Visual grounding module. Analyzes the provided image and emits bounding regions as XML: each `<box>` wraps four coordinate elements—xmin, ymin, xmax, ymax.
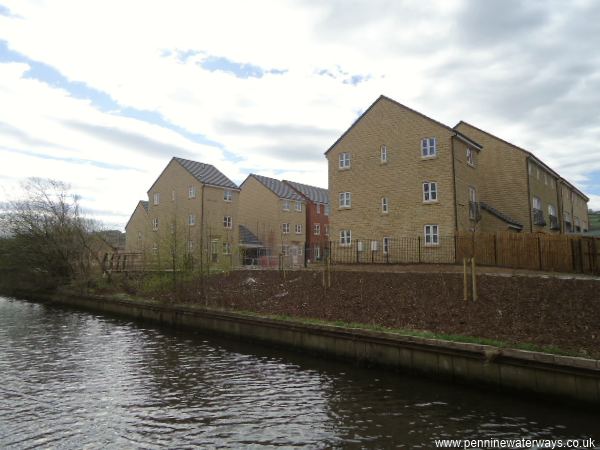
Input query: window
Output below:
<box><xmin>188</xmin><ymin>186</ymin><xmax>196</xmax><ymax>199</ymax></box>
<box><xmin>324</xmin><ymin>224</ymin><xmax>329</xmax><ymax>236</ymax></box>
<box><xmin>421</xmin><ymin>137</ymin><xmax>437</xmax><ymax>158</ymax></box>
<box><xmin>340</xmin><ymin>229</ymin><xmax>351</xmax><ymax>246</ymax></box>
<box><xmin>223</xmin><ymin>216</ymin><xmax>232</xmax><ymax>229</ymax></box>
<box><xmin>339</xmin><ymin>192</ymin><xmax>351</xmax><ymax>208</ymax></box>
<box><xmin>532</xmin><ymin>196</ymin><xmax>542</xmax><ymax>210</ymax></box>
<box><xmin>424</xmin><ymin>225</ymin><xmax>439</xmax><ymax>245</ymax></box>
<box><xmin>314</xmin><ymin>246</ymin><xmax>320</xmax><ymax>259</ymax></box>
<box><xmin>297</xmin><ymin>247</ymin><xmax>303</xmax><ymax>256</ymax></box>
<box><xmin>153</xmin><ymin>192</ymin><xmax>160</xmax><ymax>205</ymax></box>
<box><xmin>224</xmin><ymin>190</ymin><xmax>232</xmax><ymax>202</ymax></box>
<box><xmin>296</xmin><ymin>201</ymin><xmax>302</xmax><ymax>212</ymax></box>
<box><xmin>468</xmin><ymin>186</ymin><xmax>477</xmax><ymax>219</ymax></box>
<box><xmin>548</xmin><ymin>204</ymin><xmax>556</xmax><ymax>217</ymax></box>
<box><xmin>381</xmin><ymin>197</ymin><xmax>389</xmax><ymax>213</ymax></box>
<box><xmin>564</xmin><ymin>212</ymin><xmax>572</xmax><ymax>232</ymax></box>
<box><xmin>313</xmin><ymin>224</ymin><xmax>321</xmax><ymax>235</ymax></box>
<box><xmin>371</xmin><ymin>240</ymin><xmax>378</xmax><ymax>251</ymax></box>
<box><xmin>170</xmin><ymin>222</ymin><xmax>175</xmax><ymax>234</ymax></box>
<box><xmin>380</xmin><ymin>145</ymin><xmax>387</xmax><ymax>163</ymax></box>
<box><xmin>281</xmin><ymin>245</ymin><xmax>289</xmax><ymax>256</ymax></box>
<box><xmin>171</xmin><ymin>190</ymin><xmax>175</xmax><ymax>201</ymax></box>
<box><xmin>282</xmin><ymin>223</ymin><xmax>290</xmax><ymax>234</ymax></box>
<box><xmin>188</xmin><ymin>214</ymin><xmax>196</xmax><ymax>226</ymax></box>
<box><xmin>137</xmin><ymin>231</ymin><xmax>142</xmax><ymax>240</ymax></box>
<box><xmin>339</xmin><ymin>152</ymin><xmax>351</xmax><ymax>169</ymax></box>
<box><xmin>575</xmin><ymin>217</ymin><xmax>581</xmax><ymax>232</ymax></box>
<box><xmin>295</xmin><ymin>224</ymin><xmax>302</xmax><ymax>234</ymax></box>
<box><xmin>152</xmin><ymin>218</ymin><xmax>159</xmax><ymax>231</ymax></box>
<box><xmin>222</xmin><ymin>242</ymin><xmax>232</xmax><ymax>255</ymax></box>
<box><xmin>466</xmin><ymin>148</ymin><xmax>474</xmax><ymax>166</ymax></box>
<box><xmin>187</xmin><ymin>240</ymin><xmax>194</xmax><ymax>252</ymax></box>
<box><xmin>283</xmin><ymin>199</ymin><xmax>290</xmax><ymax>211</ymax></box>
<box><xmin>152</xmin><ymin>243</ymin><xmax>158</xmax><ymax>255</ymax></box>
<box><xmin>324</xmin><ymin>205</ymin><xmax>330</xmax><ymax>216</ymax></box>
<box><xmin>423</xmin><ymin>182</ymin><xmax>438</xmax><ymax>202</ymax></box>
<box><xmin>383</xmin><ymin>237</ymin><xmax>390</xmax><ymax>254</ymax></box>
<box><xmin>316</xmin><ymin>203</ymin><xmax>321</xmax><ymax>214</ymax></box>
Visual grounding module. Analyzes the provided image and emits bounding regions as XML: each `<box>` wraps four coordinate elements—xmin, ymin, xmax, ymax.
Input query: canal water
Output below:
<box><xmin>0</xmin><ymin>297</ymin><xmax>598</xmax><ymax>449</ymax></box>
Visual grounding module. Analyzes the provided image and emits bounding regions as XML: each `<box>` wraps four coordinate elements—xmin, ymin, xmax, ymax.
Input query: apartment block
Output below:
<box><xmin>455</xmin><ymin>122</ymin><xmax>590</xmax><ymax>233</ymax></box>
<box><xmin>326</xmin><ymin>95</ymin><xmax>483</xmax><ymax>249</ymax></box>
<box><xmin>125</xmin><ymin>157</ymin><xmax>240</xmax><ymax>269</ymax></box>
<box><xmin>283</xmin><ymin>180</ymin><xmax>330</xmax><ymax>261</ymax></box>
<box><xmin>238</xmin><ymin>174</ymin><xmax>306</xmax><ymax>264</ymax></box>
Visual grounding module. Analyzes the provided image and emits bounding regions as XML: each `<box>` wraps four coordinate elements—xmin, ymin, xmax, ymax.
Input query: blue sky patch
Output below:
<box><xmin>0</xmin><ymin>40</ymin><xmax>242</xmax><ymax>162</ymax></box>
<box><xmin>200</xmin><ymin>55</ymin><xmax>286</xmax><ymax>78</ymax></box>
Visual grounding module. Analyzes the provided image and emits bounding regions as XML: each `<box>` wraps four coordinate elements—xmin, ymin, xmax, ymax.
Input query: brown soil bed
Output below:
<box><xmin>145</xmin><ymin>269</ymin><xmax>600</xmax><ymax>359</ymax></box>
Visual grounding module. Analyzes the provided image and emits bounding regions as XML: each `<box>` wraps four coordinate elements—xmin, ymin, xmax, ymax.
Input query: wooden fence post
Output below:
<box><xmin>418</xmin><ymin>236</ymin><xmax>421</xmax><ymax>263</ymax></box>
<box><xmin>538</xmin><ymin>235</ymin><xmax>543</xmax><ymax>271</ymax></box>
<box><xmin>471</xmin><ymin>257</ymin><xmax>477</xmax><ymax>301</ymax></box>
<box><xmin>463</xmin><ymin>258</ymin><xmax>468</xmax><ymax>301</ymax></box>
<box><xmin>493</xmin><ymin>233</ymin><xmax>498</xmax><ymax>266</ymax></box>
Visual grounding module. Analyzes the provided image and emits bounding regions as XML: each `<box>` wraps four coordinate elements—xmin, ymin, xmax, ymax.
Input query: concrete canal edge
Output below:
<box><xmin>44</xmin><ymin>293</ymin><xmax>600</xmax><ymax>407</ymax></box>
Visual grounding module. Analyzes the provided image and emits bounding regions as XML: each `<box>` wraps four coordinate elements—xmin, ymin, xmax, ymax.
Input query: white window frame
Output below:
<box><xmin>282</xmin><ymin>199</ymin><xmax>290</xmax><ymax>211</ymax></box>
<box><xmin>223</xmin><ymin>216</ymin><xmax>232</xmax><ymax>229</ymax></box>
<box><xmin>295</xmin><ymin>201</ymin><xmax>302</xmax><ymax>212</ymax></box>
<box><xmin>339</xmin><ymin>192</ymin><xmax>351</xmax><ymax>208</ymax></box>
<box><xmin>383</xmin><ymin>237</ymin><xmax>390</xmax><ymax>254</ymax></box>
<box><xmin>466</xmin><ymin>147</ymin><xmax>475</xmax><ymax>166</ymax></box>
<box><xmin>152</xmin><ymin>217</ymin><xmax>159</xmax><ymax>231</ymax></box>
<box><xmin>548</xmin><ymin>204</ymin><xmax>556</xmax><ymax>217</ymax></box>
<box><xmin>224</xmin><ymin>190</ymin><xmax>232</xmax><ymax>202</ymax></box>
<box><xmin>424</xmin><ymin>224</ymin><xmax>439</xmax><ymax>246</ymax></box>
<box><xmin>188</xmin><ymin>186</ymin><xmax>196</xmax><ymax>199</ymax></box>
<box><xmin>340</xmin><ymin>229</ymin><xmax>352</xmax><ymax>246</ymax></box>
<box><xmin>153</xmin><ymin>192</ymin><xmax>160</xmax><ymax>205</ymax></box>
<box><xmin>324</xmin><ymin>205</ymin><xmax>330</xmax><ymax>216</ymax></box>
<box><xmin>423</xmin><ymin>182</ymin><xmax>438</xmax><ymax>203</ymax></box>
<box><xmin>381</xmin><ymin>197</ymin><xmax>389</xmax><ymax>213</ymax></box>
<box><xmin>188</xmin><ymin>214</ymin><xmax>196</xmax><ymax>226</ymax></box>
<box><xmin>371</xmin><ymin>240</ymin><xmax>378</xmax><ymax>251</ymax></box>
<box><xmin>295</xmin><ymin>223</ymin><xmax>302</xmax><ymax>234</ymax></box>
<box><xmin>282</xmin><ymin>223</ymin><xmax>290</xmax><ymax>234</ymax></box>
<box><xmin>222</xmin><ymin>242</ymin><xmax>232</xmax><ymax>255</ymax></box>
<box><xmin>152</xmin><ymin>243</ymin><xmax>158</xmax><ymax>255</ymax></box>
<box><xmin>314</xmin><ymin>246</ymin><xmax>320</xmax><ymax>259</ymax></box>
<box><xmin>532</xmin><ymin>196</ymin><xmax>542</xmax><ymax>210</ymax></box>
<box><xmin>380</xmin><ymin>145</ymin><xmax>387</xmax><ymax>163</ymax></box>
<box><xmin>421</xmin><ymin>137</ymin><xmax>437</xmax><ymax>158</ymax></box>
<box><xmin>339</xmin><ymin>152</ymin><xmax>351</xmax><ymax>169</ymax></box>
<box><xmin>313</xmin><ymin>223</ymin><xmax>321</xmax><ymax>235</ymax></box>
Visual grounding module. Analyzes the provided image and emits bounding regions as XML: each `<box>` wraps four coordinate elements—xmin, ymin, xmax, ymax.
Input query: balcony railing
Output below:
<box><xmin>533</xmin><ymin>208</ymin><xmax>546</xmax><ymax>226</ymax></box>
<box><xmin>549</xmin><ymin>215</ymin><xmax>560</xmax><ymax>230</ymax></box>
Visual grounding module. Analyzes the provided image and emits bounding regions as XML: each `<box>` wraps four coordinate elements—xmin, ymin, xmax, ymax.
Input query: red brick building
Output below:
<box><xmin>283</xmin><ymin>180</ymin><xmax>329</xmax><ymax>262</ymax></box>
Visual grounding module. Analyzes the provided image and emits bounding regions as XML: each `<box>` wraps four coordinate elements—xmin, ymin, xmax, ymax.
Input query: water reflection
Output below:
<box><xmin>0</xmin><ymin>297</ymin><xmax>598</xmax><ymax>449</ymax></box>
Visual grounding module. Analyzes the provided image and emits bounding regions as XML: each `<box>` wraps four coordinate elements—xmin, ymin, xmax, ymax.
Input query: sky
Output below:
<box><xmin>1</xmin><ymin>0</ymin><xmax>599</xmax><ymax>229</ymax></box>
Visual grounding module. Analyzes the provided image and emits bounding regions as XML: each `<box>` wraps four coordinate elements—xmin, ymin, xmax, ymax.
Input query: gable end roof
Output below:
<box><xmin>283</xmin><ymin>180</ymin><xmax>329</xmax><ymax>204</ymax></box>
<box><xmin>244</xmin><ymin>174</ymin><xmax>304</xmax><ymax>201</ymax></box>
<box><xmin>324</xmin><ymin>95</ymin><xmax>482</xmax><ymax>155</ymax></box>
<box><xmin>174</xmin><ymin>157</ymin><xmax>238</xmax><ymax>190</ymax></box>
<box><xmin>124</xmin><ymin>200</ymin><xmax>149</xmax><ymax>230</ymax></box>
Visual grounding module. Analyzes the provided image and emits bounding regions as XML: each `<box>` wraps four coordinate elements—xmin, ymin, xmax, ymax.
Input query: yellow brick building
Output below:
<box><xmin>326</xmin><ymin>95</ymin><xmax>484</xmax><ymax>253</ymax></box>
<box><xmin>238</xmin><ymin>174</ymin><xmax>306</xmax><ymax>264</ymax></box>
<box><xmin>125</xmin><ymin>157</ymin><xmax>240</xmax><ymax>270</ymax></box>
<box><xmin>455</xmin><ymin>122</ymin><xmax>590</xmax><ymax>233</ymax></box>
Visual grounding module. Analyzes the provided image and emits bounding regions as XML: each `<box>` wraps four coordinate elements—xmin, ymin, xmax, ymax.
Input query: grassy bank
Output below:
<box><xmin>76</xmin><ymin>269</ymin><xmax>600</xmax><ymax>360</ymax></box>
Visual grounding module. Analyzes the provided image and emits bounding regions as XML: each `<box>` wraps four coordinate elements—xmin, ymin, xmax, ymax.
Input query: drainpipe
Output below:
<box><xmin>450</xmin><ymin>136</ymin><xmax>459</xmax><ymax>232</ymax></box>
<box><xmin>525</xmin><ymin>157</ymin><xmax>533</xmax><ymax>232</ymax></box>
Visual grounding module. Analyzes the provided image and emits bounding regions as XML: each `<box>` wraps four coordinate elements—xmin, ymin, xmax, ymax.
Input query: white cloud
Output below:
<box><xmin>0</xmin><ymin>0</ymin><xmax>599</xmax><ymax>227</ymax></box>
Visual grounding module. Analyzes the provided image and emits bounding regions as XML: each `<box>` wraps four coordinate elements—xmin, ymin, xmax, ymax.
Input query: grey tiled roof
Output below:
<box><xmin>140</xmin><ymin>200</ymin><xmax>148</xmax><ymax>212</ymax></box>
<box><xmin>239</xmin><ymin>225</ymin><xmax>263</xmax><ymax>247</ymax></box>
<box><xmin>250</xmin><ymin>174</ymin><xmax>304</xmax><ymax>201</ymax></box>
<box><xmin>480</xmin><ymin>202</ymin><xmax>523</xmax><ymax>230</ymax></box>
<box><xmin>284</xmin><ymin>180</ymin><xmax>329</xmax><ymax>204</ymax></box>
<box><xmin>174</xmin><ymin>157</ymin><xmax>238</xmax><ymax>189</ymax></box>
